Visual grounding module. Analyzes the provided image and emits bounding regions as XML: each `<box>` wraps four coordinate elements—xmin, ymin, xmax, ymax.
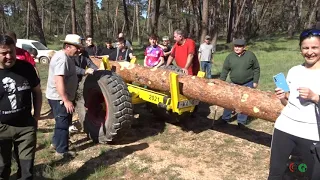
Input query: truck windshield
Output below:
<box><xmin>32</xmin><ymin>42</ymin><xmax>49</xmax><ymax>50</ymax></box>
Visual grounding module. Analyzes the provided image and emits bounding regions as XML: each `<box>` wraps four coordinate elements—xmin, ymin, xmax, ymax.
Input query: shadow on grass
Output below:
<box><xmin>211</xmin><ymin>73</ymin><xmax>221</xmax><ymax>79</ymax></box>
<box><xmin>177</xmin><ymin>102</ymin><xmax>272</xmax><ymax>147</ymax></box>
<box><xmin>37</xmin><ymin>128</ymin><xmax>53</xmax><ymax>133</ymax></box>
<box><xmin>10</xmin><ymin>154</ymin><xmax>76</xmax><ymax>180</ymax></box>
<box><xmin>210</xmin><ymin>123</ymin><xmax>272</xmax><ymax>147</ymax></box>
<box><xmin>111</xmin><ymin>104</ymin><xmax>166</xmax><ymax>145</ymax></box>
<box><xmin>62</xmin><ymin>143</ymin><xmax>149</xmax><ymax>180</ymax></box>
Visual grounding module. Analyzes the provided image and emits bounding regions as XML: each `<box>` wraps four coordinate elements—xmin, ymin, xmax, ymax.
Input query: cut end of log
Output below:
<box><xmin>118</xmin><ymin>61</ymin><xmax>135</xmax><ymax>70</ymax></box>
<box><xmin>253</xmin><ymin>107</ymin><xmax>260</xmax><ymax>113</ymax></box>
<box><xmin>208</xmin><ymin>82</ymin><xmax>215</xmax><ymax>86</ymax></box>
<box><xmin>241</xmin><ymin>94</ymin><xmax>249</xmax><ymax>102</ymax></box>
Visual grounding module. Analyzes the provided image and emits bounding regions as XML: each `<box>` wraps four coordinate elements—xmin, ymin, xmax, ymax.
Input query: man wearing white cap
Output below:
<box><xmin>46</xmin><ymin>34</ymin><xmax>82</xmax><ymax>158</ymax></box>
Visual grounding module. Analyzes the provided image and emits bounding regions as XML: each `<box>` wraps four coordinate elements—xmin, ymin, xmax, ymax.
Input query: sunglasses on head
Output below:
<box><xmin>300</xmin><ymin>29</ymin><xmax>320</xmax><ymax>38</ymax></box>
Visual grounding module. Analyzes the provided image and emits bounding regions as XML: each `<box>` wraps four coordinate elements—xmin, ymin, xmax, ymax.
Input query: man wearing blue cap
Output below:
<box><xmin>215</xmin><ymin>39</ymin><xmax>260</xmax><ymax>129</ymax></box>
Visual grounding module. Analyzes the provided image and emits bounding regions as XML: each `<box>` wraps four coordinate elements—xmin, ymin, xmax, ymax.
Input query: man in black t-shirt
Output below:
<box><xmin>0</xmin><ymin>35</ymin><xmax>42</xmax><ymax>179</ymax></box>
<box><xmin>108</xmin><ymin>37</ymin><xmax>134</xmax><ymax>62</ymax></box>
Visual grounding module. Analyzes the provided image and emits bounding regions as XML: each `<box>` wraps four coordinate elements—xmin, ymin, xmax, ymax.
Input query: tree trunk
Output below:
<box><xmin>135</xmin><ymin>3</ymin><xmax>141</xmax><ymax>45</ymax></box>
<box><xmin>113</xmin><ymin>2</ymin><xmax>119</xmax><ymax>38</ymax></box>
<box><xmin>306</xmin><ymin>0</ymin><xmax>319</xmax><ymax>28</ymax></box>
<box><xmin>131</xmin><ymin>4</ymin><xmax>136</xmax><ymax>42</ymax></box>
<box><xmin>63</xmin><ymin>13</ymin><xmax>70</xmax><ymax>35</ymax></box>
<box><xmin>200</xmin><ymin>0</ymin><xmax>209</xmax><ymax>42</ymax></box>
<box><xmin>95</xmin><ymin>6</ymin><xmax>101</xmax><ymax>37</ymax></box>
<box><xmin>0</xmin><ymin>5</ymin><xmax>9</xmax><ymax>33</ymax></box>
<box><xmin>146</xmin><ymin>0</ymin><xmax>152</xmax><ymax>34</ymax></box>
<box><xmin>233</xmin><ymin>0</ymin><xmax>246</xmax><ymax>37</ymax></box>
<box><xmin>151</xmin><ymin>0</ymin><xmax>160</xmax><ymax>34</ymax></box>
<box><xmin>71</xmin><ymin>0</ymin><xmax>77</xmax><ymax>34</ymax></box>
<box><xmin>210</xmin><ymin>0</ymin><xmax>220</xmax><ymax>47</ymax></box>
<box><xmin>26</xmin><ymin>1</ymin><xmax>30</xmax><ymax>39</ymax></box>
<box><xmin>49</xmin><ymin>4</ymin><xmax>52</xmax><ymax>35</ymax></box>
<box><xmin>227</xmin><ymin>0</ymin><xmax>235</xmax><ymax>43</ymax></box>
<box><xmin>85</xmin><ymin>0</ymin><xmax>93</xmax><ymax>37</ymax></box>
<box><xmin>41</xmin><ymin>0</ymin><xmax>44</xmax><ymax>30</ymax></box>
<box><xmin>167</xmin><ymin>1</ymin><xmax>173</xmax><ymax>35</ymax></box>
<box><xmin>102</xmin><ymin>61</ymin><xmax>283</xmax><ymax>122</ymax></box>
<box><xmin>122</xmin><ymin>0</ymin><xmax>130</xmax><ymax>36</ymax></box>
<box><xmin>28</xmin><ymin>0</ymin><xmax>47</xmax><ymax>46</ymax></box>
<box><xmin>287</xmin><ymin>0</ymin><xmax>297</xmax><ymax>38</ymax></box>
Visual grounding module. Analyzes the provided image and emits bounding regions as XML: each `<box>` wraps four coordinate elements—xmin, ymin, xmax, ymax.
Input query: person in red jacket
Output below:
<box><xmin>5</xmin><ymin>31</ymin><xmax>36</xmax><ymax>67</ymax></box>
<box><xmin>166</xmin><ymin>29</ymin><xmax>200</xmax><ymax>75</ymax></box>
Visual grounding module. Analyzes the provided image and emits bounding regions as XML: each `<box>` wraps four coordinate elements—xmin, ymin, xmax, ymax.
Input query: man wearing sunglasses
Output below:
<box><xmin>214</xmin><ymin>39</ymin><xmax>260</xmax><ymax>129</ymax></box>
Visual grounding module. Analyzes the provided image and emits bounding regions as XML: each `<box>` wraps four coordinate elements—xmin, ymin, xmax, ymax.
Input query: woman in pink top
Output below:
<box><xmin>144</xmin><ymin>34</ymin><xmax>164</xmax><ymax>68</ymax></box>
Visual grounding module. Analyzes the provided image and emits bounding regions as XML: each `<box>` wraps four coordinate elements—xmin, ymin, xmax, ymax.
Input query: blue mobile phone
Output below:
<box><xmin>273</xmin><ymin>73</ymin><xmax>289</xmax><ymax>92</ymax></box>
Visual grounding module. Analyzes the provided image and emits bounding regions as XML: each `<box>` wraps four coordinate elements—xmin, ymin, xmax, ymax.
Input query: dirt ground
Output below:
<box><xmin>31</xmin><ymin>101</ymin><xmax>283</xmax><ymax>180</ymax></box>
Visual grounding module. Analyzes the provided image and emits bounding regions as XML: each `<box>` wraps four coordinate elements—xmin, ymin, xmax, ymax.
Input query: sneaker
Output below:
<box><xmin>69</xmin><ymin>125</ymin><xmax>79</xmax><ymax>133</ymax></box>
<box><xmin>55</xmin><ymin>151</ymin><xmax>76</xmax><ymax>159</ymax></box>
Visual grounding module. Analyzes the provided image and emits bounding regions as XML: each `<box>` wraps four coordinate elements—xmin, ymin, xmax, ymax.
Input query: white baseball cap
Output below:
<box><xmin>60</xmin><ymin>34</ymin><xmax>83</xmax><ymax>47</ymax></box>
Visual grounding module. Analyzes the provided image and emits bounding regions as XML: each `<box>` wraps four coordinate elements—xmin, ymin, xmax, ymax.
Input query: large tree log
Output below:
<box><xmin>92</xmin><ymin>59</ymin><xmax>283</xmax><ymax>122</ymax></box>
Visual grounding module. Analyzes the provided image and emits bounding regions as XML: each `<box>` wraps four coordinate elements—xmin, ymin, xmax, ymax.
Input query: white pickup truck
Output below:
<box><xmin>16</xmin><ymin>39</ymin><xmax>55</xmax><ymax>64</ymax></box>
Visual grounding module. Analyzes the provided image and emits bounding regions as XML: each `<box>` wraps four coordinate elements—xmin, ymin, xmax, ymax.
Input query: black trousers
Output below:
<box><xmin>0</xmin><ymin>124</ymin><xmax>36</xmax><ymax>180</ymax></box>
<box><xmin>268</xmin><ymin>128</ymin><xmax>320</xmax><ymax>180</ymax></box>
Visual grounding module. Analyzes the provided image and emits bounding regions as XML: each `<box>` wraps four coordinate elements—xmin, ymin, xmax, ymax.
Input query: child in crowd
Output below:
<box><xmin>143</xmin><ymin>34</ymin><xmax>164</xmax><ymax>68</ymax></box>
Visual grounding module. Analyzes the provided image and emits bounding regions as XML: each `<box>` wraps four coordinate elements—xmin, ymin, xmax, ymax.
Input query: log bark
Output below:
<box><xmin>92</xmin><ymin>60</ymin><xmax>283</xmax><ymax>122</ymax></box>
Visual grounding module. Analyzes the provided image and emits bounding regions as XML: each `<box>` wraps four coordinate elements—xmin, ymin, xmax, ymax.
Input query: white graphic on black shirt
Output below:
<box><xmin>2</xmin><ymin>77</ymin><xmax>17</xmax><ymax>109</ymax></box>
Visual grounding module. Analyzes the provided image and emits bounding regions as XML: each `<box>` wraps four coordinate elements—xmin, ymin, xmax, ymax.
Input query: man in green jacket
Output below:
<box><xmin>215</xmin><ymin>39</ymin><xmax>260</xmax><ymax>128</ymax></box>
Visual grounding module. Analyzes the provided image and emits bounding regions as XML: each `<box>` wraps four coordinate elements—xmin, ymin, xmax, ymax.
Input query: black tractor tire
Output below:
<box><xmin>75</xmin><ymin>76</ymin><xmax>87</xmax><ymax>130</ymax></box>
<box><xmin>79</xmin><ymin>70</ymin><xmax>133</xmax><ymax>143</ymax></box>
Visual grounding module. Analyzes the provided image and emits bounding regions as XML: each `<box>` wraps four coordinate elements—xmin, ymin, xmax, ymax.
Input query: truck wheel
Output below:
<box><xmin>40</xmin><ymin>57</ymin><xmax>49</xmax><ymax>64</ymax></box>
<box><xmin>81</xmin><ymin>70</ymin><xmax>133</xmax><ymax>143</ymax></box>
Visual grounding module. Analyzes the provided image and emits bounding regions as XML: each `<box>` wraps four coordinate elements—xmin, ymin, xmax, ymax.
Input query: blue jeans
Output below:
<box><xmin>200</xmin><ymin>61</ymin><xmax>212</xmax><ymax>79</ymax></box>
<box><xmin>48</xmin><ymin>99</ymin><xmax>72</xmax><ymax>153</ymax></box>
<box><xmin>222</xmin><ymin>81</ymin><xmax>254</xmax><ymax>125</ymax></box>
